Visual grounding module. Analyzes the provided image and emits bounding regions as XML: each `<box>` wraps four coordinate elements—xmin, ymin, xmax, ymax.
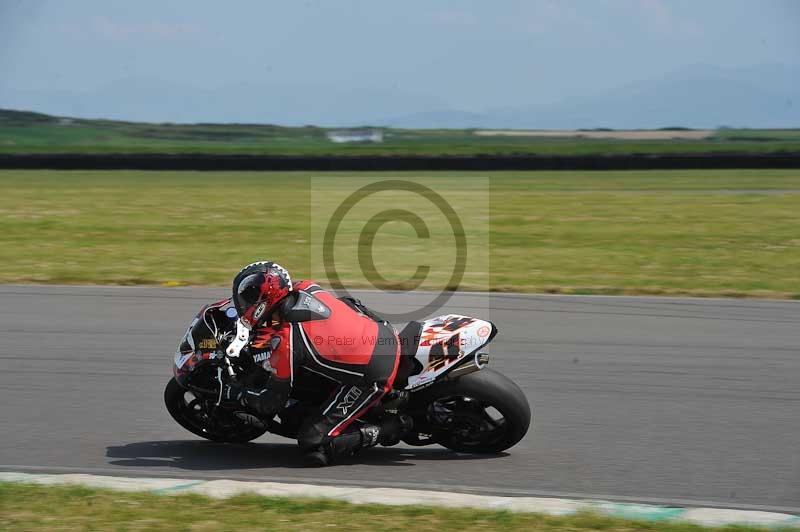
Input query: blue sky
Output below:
<box><xmin>0</xmin><ymin>1</ymin><xmax>797</xmax><ymax>125</ymax></box>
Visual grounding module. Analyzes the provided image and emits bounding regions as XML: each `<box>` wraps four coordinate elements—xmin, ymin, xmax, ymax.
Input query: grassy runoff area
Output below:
<box><xmin>0</xmin><ymin>169</ymin><xmax>798</xmax><ymax>298</ymax></box>
<box><xmin>2</xmin><ymin>109</ymin><xmax>800</xmax><ymax>156</ymax></box>
<box><xmin>0</xmin><ymin>483</ymin><xmax>781</xmax><ymax>532</ymax></box>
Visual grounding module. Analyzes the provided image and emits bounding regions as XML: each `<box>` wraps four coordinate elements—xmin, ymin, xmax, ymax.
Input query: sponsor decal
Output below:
<box><xmin>199</xmin><ymin>338</ymin><xmax>217</xmax><ymax>350</ymax></box>
<box><xmin>336</xmin><ymin>387</ymin><xmax>363</xmax><ymax>416</ymax></box>
<box><xmin>300</xmin><ymin>294</ymin><xmax>326</xmax><ymax>314</ymax></box>
<box><xmin>253</xmin><ymin>302</ymin><xmax>267</xmax><ymax>320</ymax></box>
<box><xmin>253</xmin><ymin>351</ymin><xmax>270</xmax><ymax>363</ymax></box>
<box><xmin>477</xmin><ymin>325</ymin><xmax>490</xmax><ymax>338</ymax></box>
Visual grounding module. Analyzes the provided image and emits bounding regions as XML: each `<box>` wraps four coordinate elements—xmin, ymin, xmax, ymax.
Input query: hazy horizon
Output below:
<box><xmin>1</xmin><ymin>1</ymin><xmax>798</xmax><ymax>128</ymax></box>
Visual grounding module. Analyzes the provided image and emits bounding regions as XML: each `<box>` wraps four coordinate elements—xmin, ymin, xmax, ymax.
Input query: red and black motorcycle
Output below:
<box><xmin>165</xmin><ymin>295</ymin><xmax>531</xmax><ymax>455</ymax></box>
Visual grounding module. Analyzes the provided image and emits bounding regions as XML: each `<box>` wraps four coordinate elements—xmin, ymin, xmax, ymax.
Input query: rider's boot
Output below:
<box><xmin>378</xmin><ymin>414</ymin><xmax>413</xmax><ymax>446</ymax></box>
<box><xmin>303</xmin><ymin>415</ymin><xmax>413</xmax><ymax>466</ymax></box>
<box><xmin>303</xmin><ymin>424</ymin><xmax>378</xmax><ymax>467</ymax></box>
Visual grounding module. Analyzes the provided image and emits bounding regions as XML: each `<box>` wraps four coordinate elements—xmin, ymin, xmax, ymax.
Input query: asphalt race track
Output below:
<box><xmin>1</xmin><ymin>285</ymin><xmax>798</xmax><ymax>511</ymax></box>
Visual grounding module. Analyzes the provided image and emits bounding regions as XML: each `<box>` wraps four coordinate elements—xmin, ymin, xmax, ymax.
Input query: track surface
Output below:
<box><xmin>1</xmin><ymin>286</ymin><xmax>798</xmax><ymax>511</ymax></box>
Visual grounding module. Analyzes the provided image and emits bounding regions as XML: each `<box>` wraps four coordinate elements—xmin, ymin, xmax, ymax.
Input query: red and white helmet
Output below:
<box><xmin>232</xmin><ymin>261</ymin><xmax>292</xmax><ymax>328</ymax></box>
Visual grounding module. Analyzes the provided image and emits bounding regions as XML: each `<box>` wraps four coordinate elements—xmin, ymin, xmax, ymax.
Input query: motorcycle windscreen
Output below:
<box><xmin>173</xmin><ymin>299</ymin><xmax>233</xmax><ymax>385</ymax></box>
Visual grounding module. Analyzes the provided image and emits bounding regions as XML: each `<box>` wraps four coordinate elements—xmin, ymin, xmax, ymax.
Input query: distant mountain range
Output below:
<box><xmin>378</xmin><ymin>64</ymin><xmax>800</xmax><ymax>129</ymax></box>
<box><xmin>1</xmin><ymin>63</ymin><xmax>797</xmax><ymax>129</ymax></box>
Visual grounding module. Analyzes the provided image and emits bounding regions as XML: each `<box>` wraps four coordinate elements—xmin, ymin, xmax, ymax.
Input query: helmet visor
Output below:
<box><xmin>235</xmin><ymin>273</ymin><xmax>264</xmax><ymax>317</ymax></box>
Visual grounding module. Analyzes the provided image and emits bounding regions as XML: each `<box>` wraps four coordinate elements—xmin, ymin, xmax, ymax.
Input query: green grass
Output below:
<box><xmin>713</xmin><ymin>128</ymin><xmax>800</xmax><ymax>141</ymax></box>
<box><xmin>0</xmin><ymin>483</ymin><xmax>784</xmax><ymax>532</ymax></box>
<box><xmin>2</xmin><ymin>109</ymin><xmax>800</xmax><ymax>155</ymax></box>
<box><xmin>0</xmin><ymin>169</ymin><xmax>799</xmax><ymax>298</ymax></box>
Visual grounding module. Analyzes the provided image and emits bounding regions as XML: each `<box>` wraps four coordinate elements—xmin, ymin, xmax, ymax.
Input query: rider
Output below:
<box><xmin>223</xmin><ymin>261</ymin><xmax>411</xmax><ymax>466</ymax></box>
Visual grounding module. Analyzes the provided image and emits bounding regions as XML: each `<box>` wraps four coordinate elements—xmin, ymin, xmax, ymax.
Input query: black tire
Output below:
<box><xmin>413</xmin><ymin>368</ymin><xmax>531</xmax><ymax>453</ymax></box>
<box><xmin>163</xmin><ymin>377</ymin><xmax>268</xmax><ymax>443</ymax></box>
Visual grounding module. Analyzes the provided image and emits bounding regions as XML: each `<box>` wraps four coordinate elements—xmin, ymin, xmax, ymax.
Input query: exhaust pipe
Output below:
<box><xmin>445</xmin><ymin>352</ymin><xmax>490</xmax><ymax>380</ymax></box>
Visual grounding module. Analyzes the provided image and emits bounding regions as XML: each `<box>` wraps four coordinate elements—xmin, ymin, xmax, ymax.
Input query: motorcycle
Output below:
<box><xmin>164</xmin><ymin>293</ymin><xmax>531</xmax><ymax>455</ymax></box>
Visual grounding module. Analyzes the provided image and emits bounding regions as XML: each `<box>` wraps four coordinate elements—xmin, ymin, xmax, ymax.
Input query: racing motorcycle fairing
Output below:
<box><xmin>404</xmin><ymin>314</ymin><xmax>497</xmax><ymax>390</ymax></box>
<box><xmin>173</xmin><ymin>298</ymin><xmax>235</xmax><ymax>386</ymax></box>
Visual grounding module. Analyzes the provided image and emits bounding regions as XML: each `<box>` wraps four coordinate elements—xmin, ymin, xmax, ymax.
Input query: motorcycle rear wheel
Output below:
<box><xmin>164</xmin><ymin>377</ymin><xmax>268</xmax><ymax>443</ymax></box>
<box><xmin>412</xmin><ymin>368</ymin><xmax>531</xmax><ymax>454</ymax></box>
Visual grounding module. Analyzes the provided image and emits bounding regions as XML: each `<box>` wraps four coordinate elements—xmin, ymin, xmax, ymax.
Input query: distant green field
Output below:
<box><xmin>1</xmin><ymin>169</ymin><xmax>798</xmax><ymax>298</ymax></box>
<box><xmin>713</xmin><ymin>128</ymin><xmax>800</xmax><ymax>141</ymax></box>
<box><xmin>2</xmin><ymin>109</ymin><xmax>799</xmax><ymax>156</ymax></box>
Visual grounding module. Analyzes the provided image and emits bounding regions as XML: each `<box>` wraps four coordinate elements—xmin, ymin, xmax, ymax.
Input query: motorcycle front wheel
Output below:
<box><xmin>163</xmin><ymin>377</ymin><xmax>268</xmax><ymax>443</ymax></box>
<box><xmin>412</xmin><ymin>368</ymin><xmax>531</xmax><ymax>454</ymax></box>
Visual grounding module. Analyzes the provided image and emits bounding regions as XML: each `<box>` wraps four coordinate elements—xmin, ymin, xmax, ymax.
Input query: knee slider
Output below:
<box><xmin>328</xmin><ymin>431</ymin><xmax>364</xmax><ymax>455</ymax></box>
<box><xmin>297</xmin><ymin>419</ymin><xmax>330</xmax><ymax>452</ymax></box>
